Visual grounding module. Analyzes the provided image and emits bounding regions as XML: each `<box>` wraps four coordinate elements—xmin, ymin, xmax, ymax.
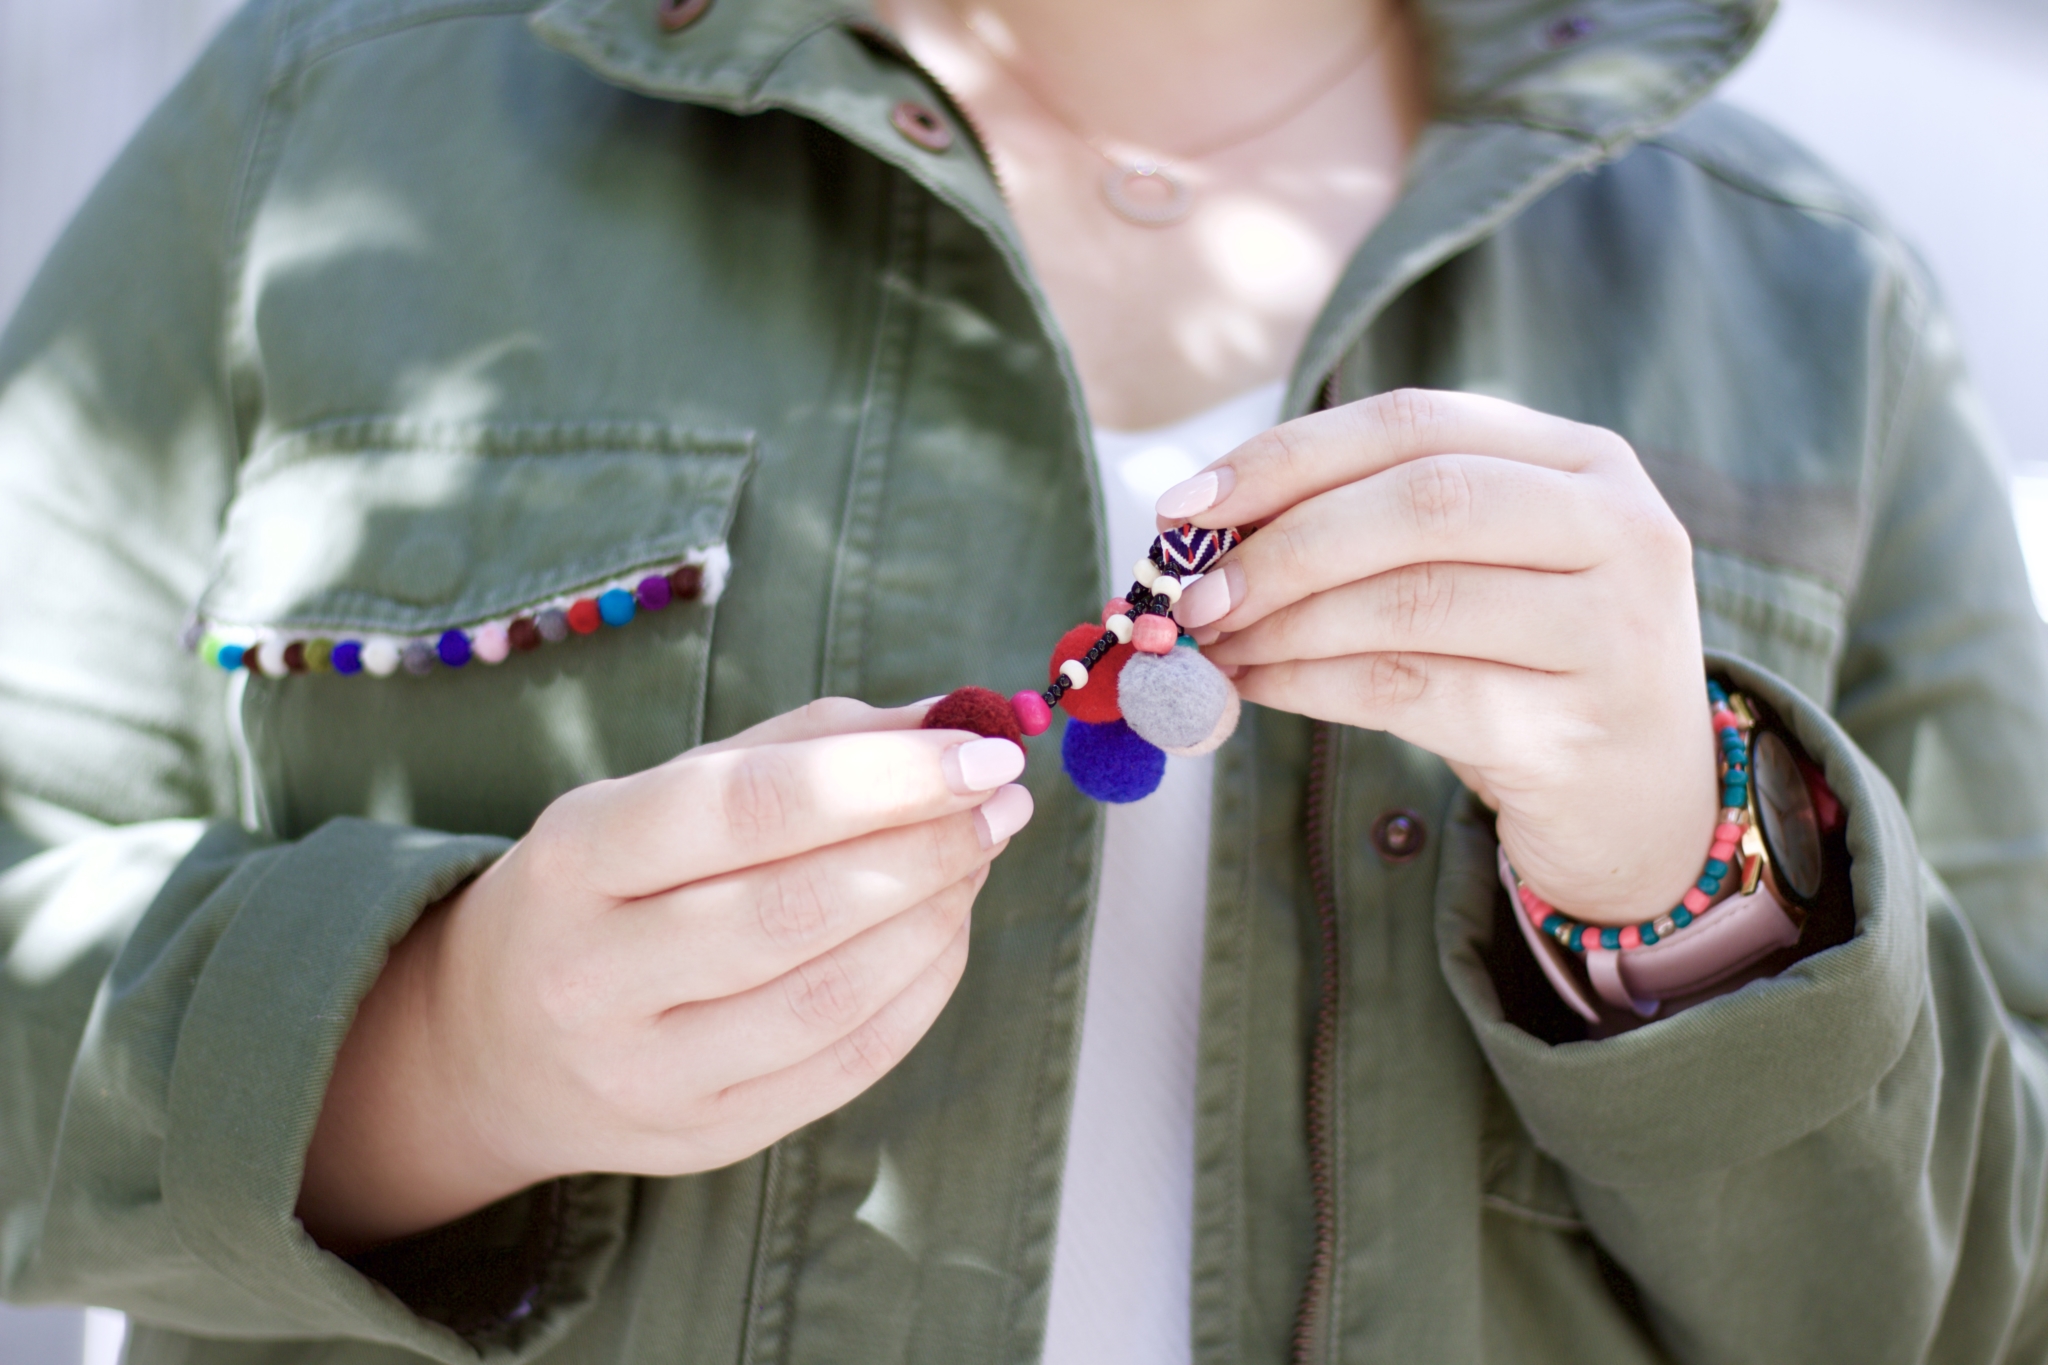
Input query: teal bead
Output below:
<box><xmin>1542</xmin><ymin>913</ymin><xmax>1567</xmax><ymax>934</ymax></box>
<box><xmin>1639</xmin><ymin>923</ymin><xmax>1660</xmax><ymax>945</ymax></box>
<box><xmin>1698</xmin><ymin>875</ymin><xmax>1721</xmax><ymax>895</ymax></box>
<box><xmin>1673</xmin><ymin>906</ymin><xmax>1695</xmax><ymax>928</ymax></box>
<box><xmin>1568</xmin><ymin>924</ymin><xmax>1585</xmax><ymax>952</ymax></box>
<box><xmin>1600</xmin><ymin>926</ymin><xmax>1622</xmax><ymax>950</ymax></box>
<box><xmin>1705</xmin><ymin>857</ymin><xmax>1729</xmax><ymax>878</ymax></box>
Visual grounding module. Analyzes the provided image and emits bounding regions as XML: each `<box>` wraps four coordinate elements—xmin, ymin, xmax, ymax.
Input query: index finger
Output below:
<box><xmin>1153</xmin><ymin>388</ymin><xmax>1628</xmax><ymax>531</ymax></box>
<box><xmin>558</xmin><ymin>728</ymin><xmax>1026</xmax><ymax>899</ymax></box>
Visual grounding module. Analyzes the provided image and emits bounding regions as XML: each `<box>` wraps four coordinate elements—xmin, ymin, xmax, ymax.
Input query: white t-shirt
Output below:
<box><xmin>1041</xmin><ymin>381</ymin><xmax>1287</xmax><ymax>1365</ymax></box>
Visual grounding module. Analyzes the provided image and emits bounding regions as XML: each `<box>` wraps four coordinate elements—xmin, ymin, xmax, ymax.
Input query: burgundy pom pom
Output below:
<box><xmin>921</xmin><ymin>686</ymin><xmax>1024</xmax><ymax>748</ymax></box>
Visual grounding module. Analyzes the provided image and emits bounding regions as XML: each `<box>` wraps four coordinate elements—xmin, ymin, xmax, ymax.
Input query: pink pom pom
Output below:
<box><xmin>474</xmin><ymin>622</ymin><xmax>511</xmax><ymax>664</ymax></box>
<box><xmin>1131</xmin><ymin>615</ymin><xmax>1177</xmax><ymax>654</ymax></box>
<box><xmin>1011</xmin><ymin>690</ymin><xmax>1053</xmax><ymax>736</ymax></box>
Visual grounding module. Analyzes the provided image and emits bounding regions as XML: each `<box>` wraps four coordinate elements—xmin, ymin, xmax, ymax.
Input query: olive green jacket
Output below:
<box><xmin>6</xmin><ymin>0</ymin><xmax>2048</xmax><ymax>1361</ymax></box>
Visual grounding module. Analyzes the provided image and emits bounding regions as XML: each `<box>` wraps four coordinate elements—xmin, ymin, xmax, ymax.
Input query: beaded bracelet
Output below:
<box><xmin>921</xmin><ymin>521</ymin><xmax>1247</xmax><ymax>804</ymax></box>
<box><xmin>1510</xmin><ymin>679</ymin><xmax>1759</xmax><ymax>953</ymax></box>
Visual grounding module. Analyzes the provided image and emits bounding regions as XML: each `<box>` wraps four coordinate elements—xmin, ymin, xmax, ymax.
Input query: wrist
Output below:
<box><xmin>299</xmin><ymin>890</ymin><xmax>535</xmax><ymax>1253</ymax></box>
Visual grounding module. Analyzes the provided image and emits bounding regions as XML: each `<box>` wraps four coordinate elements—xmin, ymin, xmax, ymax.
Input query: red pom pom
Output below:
<box><xmin>1048</xmin><ymin>622</ymin><xmax>1133</xmax><ymax>724</ymax></box>
<box><xmin>921</xmin><ymin>686</ymin><xmax>1023</xmax><ymax>747</ymax></box>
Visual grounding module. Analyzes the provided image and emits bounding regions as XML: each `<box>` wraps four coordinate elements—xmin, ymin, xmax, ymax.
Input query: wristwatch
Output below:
<box><xmin>1503</xmin><ymin>687</ymin><xmax>1839</xmax><ymax>1022</ymax></box>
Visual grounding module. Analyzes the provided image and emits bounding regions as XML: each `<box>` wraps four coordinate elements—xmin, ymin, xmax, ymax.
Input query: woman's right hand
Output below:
<box><xmin>297</xmin><ymin>698</ymin><xmax>1033</xmax><ymax>1253</ymax></box>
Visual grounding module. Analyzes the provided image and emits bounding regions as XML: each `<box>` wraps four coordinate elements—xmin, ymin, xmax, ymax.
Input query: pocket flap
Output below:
<box><xmin>199</xmin><ymin>422</ymin><xmax>753</xmax><ymax>635</ymax></box>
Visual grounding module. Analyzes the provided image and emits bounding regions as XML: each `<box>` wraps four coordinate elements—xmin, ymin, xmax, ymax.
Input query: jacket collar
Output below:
<box><xmin>530</xmin><ymin>0</ymin><xmax>1775</xmax><ymax>409</ymax></box>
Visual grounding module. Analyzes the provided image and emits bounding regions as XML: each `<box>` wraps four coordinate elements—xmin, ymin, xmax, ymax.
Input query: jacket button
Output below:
<box><xmin>891</xmin><ymin>100</ymin><xmax>954</xmax><ymax>153</ymax></box>
<box><xmin>1371</xmin><ymin>809</ymin><xmax>1427</xmax><ymax>863</ymax></box>
<box><xmin>656</xmin><ymin>0</ymin><xmax>711</xmax><ymax>32</ymax></box>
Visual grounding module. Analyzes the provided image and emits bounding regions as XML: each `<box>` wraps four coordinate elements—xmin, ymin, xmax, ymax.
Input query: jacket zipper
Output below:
<box><xmin>1290</xmin><ymin>719</ymin><xmax>1340</xmax><ymax>1365</ymax></box>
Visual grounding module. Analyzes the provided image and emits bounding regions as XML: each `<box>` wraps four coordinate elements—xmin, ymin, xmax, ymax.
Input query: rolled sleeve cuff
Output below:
<box><xmin>1436</xmin><ymin>653</ymin><xmax>1928</xmax><ymax>1186</ymax></box>
<box><xmin>161</xmin><ymin>817</ymin><xmax>630</xmax><ymax>1359</ymax></box>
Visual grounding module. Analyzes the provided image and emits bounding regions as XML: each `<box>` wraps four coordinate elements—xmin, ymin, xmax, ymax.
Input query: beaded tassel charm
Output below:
<box><xmin>923</xmin><ymin>523</ymin><xmax>1245</xmax><ymax>804</ymax></box>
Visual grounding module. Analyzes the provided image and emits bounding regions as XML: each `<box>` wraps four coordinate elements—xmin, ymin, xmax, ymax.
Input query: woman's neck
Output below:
<box><xmin>879</xmin><ymin>0</ymin><xmax>1425</xmax><ymax>428</ymax></box>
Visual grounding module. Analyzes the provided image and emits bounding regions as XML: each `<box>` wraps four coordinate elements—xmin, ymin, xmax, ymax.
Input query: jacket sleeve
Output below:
<box><xmin>1439</xmin><ymin>270</ymin><xmax>2048</xmax><ymax>1359</ymax></box>
<box><xmin>0</xmin><ymin>9</ymin><xmax>627</xmax><ymax>1358</ymax></box>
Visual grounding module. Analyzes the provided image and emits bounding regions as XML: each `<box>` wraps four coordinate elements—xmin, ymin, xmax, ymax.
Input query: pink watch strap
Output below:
<box><xmin>1498</xmin><ymin>846</ymin><xmax>1803</xmax><ymax>1023</ymax></box>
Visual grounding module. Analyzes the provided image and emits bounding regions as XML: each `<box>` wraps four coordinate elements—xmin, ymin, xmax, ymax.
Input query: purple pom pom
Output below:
<box><xmin>1062</xmin><ymin>717</ymin><xmax>1166</xmax><ymax>803</ymax></box>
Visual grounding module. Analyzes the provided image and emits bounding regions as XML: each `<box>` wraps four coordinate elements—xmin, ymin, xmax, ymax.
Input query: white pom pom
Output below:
<box><xmin>362</xmin><ymin>639</ymin><xmax>401</xmax><ymax>677</ymax></box>
<box><xmin>1060</xmin><ymin>658</ymin><xmax>1089</xmax><ymax>689</ymax></box>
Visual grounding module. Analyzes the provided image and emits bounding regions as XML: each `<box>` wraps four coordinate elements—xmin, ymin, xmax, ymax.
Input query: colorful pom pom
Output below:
<box><xmin>567</xmin><ymin>598</ymin><xmax>603</xmax><ymax>634</ymax></box>
<box><xmin>1062</xmin><ymin>718</ymin><xmax>1166</xmax><ymax>803</ymax></box>
<box><xmin>362</xmin><ymin>639</ymin><xmax>401</xmax><ymax>677</ymax></box>
<box><xmin>1118</xmin><ymin>648</ymin><xmax>1236</xmax><ymax>751</ymax></box>
<box><xmin>474</xmin><ymin>623</ymin><xmax>511</xmax><ymax>664</ymax></box>
<box><xmin>1012</xmin><ymin>689</ymin><xmax>1053</xmax><ymax>736</ymax></box>
<box><xmin>402</xmin><ymin>640</ymin><xmax>437</xmax><ymax>675</ymax></box>
<box><xmin>509</xmin><ymin>617</ymin><xmax>542</xmax><ymax>652</ymax></box>
<box><xmin>637</xmin><ymin>575</ymin><xmax>673</xmax><ymax>611</ymax></box>
<box><xmin>922</xmin><ymin>686</ymin><xmax>1024</xmax><ymax>748</ymax></box>
<box><xmin>1049</xmin><ymin>623</ymin><xmax>1133</xmax><ymax>724</ymax></box>
<box><xmin>537</xmin><ymin>609</ymin><xmax>571</xmax><ymax>643</ymax></box>
<box><xmin>437</xmin><ymin>629</ymin><xmax>472</xmax><ymax>667</ymax></box>
<box><xmin>668</xmin><ymin>564</ymin><xmax>704</xmax><ymax>600</ymax></box>
<box><xmin>215</xmin><ymin>643</ymin><xmax>245</xmax><ymax>671</ymax></box>
<box><xmin>331</xmin><ymin>641</ymin><xmax>363</xmax><ymax>675</ymax></box>
<box><xmin>598</xmin><ymin>588</ymin><xmax>637</xmax><ymax>627</ymax></box>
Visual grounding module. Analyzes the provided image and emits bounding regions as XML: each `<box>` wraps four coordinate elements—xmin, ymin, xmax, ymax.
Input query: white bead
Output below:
<box><xmin>362</xmin><ymin>638</ymin><xmax>401</xmax><ymax>677</ymax></box>
<box><xmin>1060</xmin><ymin>659</ymin><xmax>1089</xmax><ymax>689</ymax></box>
<box><xmin>257</xmin><ymin>638</ymin><xmax>291</xmax><ymax>676</ymax></box>
<box><xmin>1132</xmin><ymin>558</ymin><xmax>1160</xmax><ymax>588</ymax></box>
<box><xmin>1106</xmin><ymin>613</ymin><xmax>1133</xmax><ymax>643</ymax></box>
<box><xmin>1153</xmin><ymin>575</ymin><xmax>1184</xmax><ymax>604</ymax></box>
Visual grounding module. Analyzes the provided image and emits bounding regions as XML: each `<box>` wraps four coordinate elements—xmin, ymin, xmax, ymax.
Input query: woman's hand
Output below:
<box><xmin>1164</xmin><ymin>389</ymin><xmax>1715</xmax><ymax>925</ymax></box>
<box><xmin>298</xmin><ymin>699</ymin><xmax>1033</xmax><ymax>1253</ymax></box>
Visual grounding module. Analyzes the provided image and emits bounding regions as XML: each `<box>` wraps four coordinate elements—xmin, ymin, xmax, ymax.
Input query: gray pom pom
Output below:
<box><xmin>1118</xmin><ymin>647</ymin><xmax>1237</xmax><ymax>752</ymax></box>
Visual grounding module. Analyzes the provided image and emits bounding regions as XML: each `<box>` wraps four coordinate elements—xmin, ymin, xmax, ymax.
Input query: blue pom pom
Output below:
<box><xmin>599</xmin><ymin>587</ymin><xmax>638</xmax><ymax>626</ymax></box>
<box><xmin>1062</xmin><ymin>718</ymin><xmax>1166</xmax><ymax>803</ymax></box>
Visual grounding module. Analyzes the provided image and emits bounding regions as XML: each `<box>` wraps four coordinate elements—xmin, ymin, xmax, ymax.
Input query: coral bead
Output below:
<box><xmin>1011</xmin><ymin>690</ymin><xmax>1053</xmax><ymax>736</ymax></box>
<box><xmin>1062</xmin><ymin>718</ymin><xmax>1166</xmax><ymax>803</ymax></box>
<box><xmin>1049</xmin><ymin>623</ymin><xmax>1133</xmax><ymax>723</ymax></box>
<box><xmin>1619</xmin><ymin>924</ymin><xmax>1643</xmax><ymax>950</ymax></box>
<box><xmin>1682</xmin><ymin>887</ymin><xmax>1713</xmax><ymax>913</ymax></box>
<box><xmin>922</xmin><ymin>686</ymin><xmax>1024</xmax><ymax>747</ymax></box>
<box><xmin>1131</xmin><ymin>614</ymin><xmax>1178</xmax><ymax>654</ymax></box>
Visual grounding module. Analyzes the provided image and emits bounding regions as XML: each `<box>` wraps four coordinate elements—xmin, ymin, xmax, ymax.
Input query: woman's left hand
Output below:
<box><xmin>1163</xmin><ymin>388</ymin><xmax>1716</xmax><ymax>925</ymax></box>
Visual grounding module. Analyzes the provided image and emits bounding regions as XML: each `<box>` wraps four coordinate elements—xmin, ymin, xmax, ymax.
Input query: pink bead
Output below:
<box><xmin>1682</xmin><ymin>887</ymin><xmax>1712</xmax><ymax>913</ymax></box>
<box><xmin>1709</xmin><ymin>840</ymin><xmax>1738</xmax><ymax>863</ymax></box>
<box><xmin>1131</xmin><ymin>615</ymin><xmax>1178</xmax><ymax>654</ymax></box>
<box><xmin>474</xmin><ymin>622</ymin><xmax>511</xmax><ymax>664</ymax></box>
<box><xmin>1714</xmin><ymin>821</ymin><xmax>1745</xmax><ymax>845</ymax></box>
<box><xmin>1011</xmin><ymin>689</ymin><xmax>1052</xmax><ymax>737</ymax></box>
<box><xmin>1102</xmin><ymin>597</ymin><xmax>1133</xmax><ymax>624</ymax></box>
<box><xmin>1619</xmin><ymin>924</ymin><xmax>1642</xmax><ymax>950</ymax></box>
<box><xmin>1711</xmin><ymin>709</ymin><xmax>1741</xmax><ymax>731</ymax></box>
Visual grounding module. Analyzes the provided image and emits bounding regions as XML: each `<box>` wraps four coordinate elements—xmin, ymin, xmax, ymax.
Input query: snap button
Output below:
<box><xmin>890</xmin><ymin>100</ymin><xmax>954</xmax><ymax>153</ymax></box>
<box><xmin>656</xmin><ymin>0</ymin><xmax>711</xmax><ymax>32</ymax></box>
<box><xmin>1543</xmin><ymin>15</ymin><xmax>1596</xmax><ymax>47</ymax></box>
<box><xmin>1371</xmin><ymin>809</ymin><xmax>1427</xmax><ymax>863</ymax></box>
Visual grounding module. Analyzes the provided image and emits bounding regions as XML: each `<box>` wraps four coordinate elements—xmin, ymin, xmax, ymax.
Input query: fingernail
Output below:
<box><xmin>944</xmin><ymin>737</ymin><xmax>1027</xmax><ymax>794</ymax></box>
<box><xmin>1174</xmin><ymin>563</ymin><xmax>1241</xmax><ymax>629</ymax></box>
<box><xmin>974</xmin><ymin>783</ymin><xmax>1034</xmax><ymax>848</ymax></box>
<box><xmin>913</xmin><ymin>694</ymin><xmax>948</xmax><ymax>707</ymax></box>
<box><xmin>1191</xmin><ymin>626</ymin><xmax>1223</xmax><ymax>646</ymax></box>
<box><xmin>1155</xmin><ymin>467</ymin><xmax>1232</xmax><ymax>520</ymax></box>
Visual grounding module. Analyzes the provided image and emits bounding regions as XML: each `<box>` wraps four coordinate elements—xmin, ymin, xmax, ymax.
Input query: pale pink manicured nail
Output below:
<box><xmin>913</xmin><ymin>694</ymin><xmax>948</xmax><ymax>707</ymax></box>
<box><xmin>1155</xmin><ymin>467</ymin><xmax>1232</xmax><ymax>520</ymax></box>
<box><xmin>944</xmin><ymin>737</ymin><xmax>1026</xmax><ymax>794</ymax></box>
<box><xmin>974</xmin><ymin>783</ymin><xmax>1034</xmax><ymax>848</ymax></box>
<box><xmin>1174</xmin><ymin>563</ymin><xmax>1242</xmax><ymax>629</ymax></box>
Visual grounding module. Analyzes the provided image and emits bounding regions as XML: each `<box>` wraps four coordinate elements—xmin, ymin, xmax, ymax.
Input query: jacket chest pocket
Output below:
<box><xmin>1692</xmin><ymin>547</ymin><xmax>1850</xmax><ymax>705</ymax></box>
<box><xmin>196</xmin><ymin>423</ymin><xmax>753</xmax><ymax>840</ymax></box>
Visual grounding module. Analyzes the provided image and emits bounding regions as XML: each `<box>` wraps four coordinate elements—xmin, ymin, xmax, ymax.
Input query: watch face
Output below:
<box><xmin>1752</xmin><ymin>730</ymin><xmax>1824</xmax><ymax>902</ymax></box>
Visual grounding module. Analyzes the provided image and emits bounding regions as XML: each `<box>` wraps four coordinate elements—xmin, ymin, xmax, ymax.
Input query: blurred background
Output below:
<box><xmin>1</xmin><ymin>0</ymin><xmax>2045</xmax><ymax>1359</ymax></box>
